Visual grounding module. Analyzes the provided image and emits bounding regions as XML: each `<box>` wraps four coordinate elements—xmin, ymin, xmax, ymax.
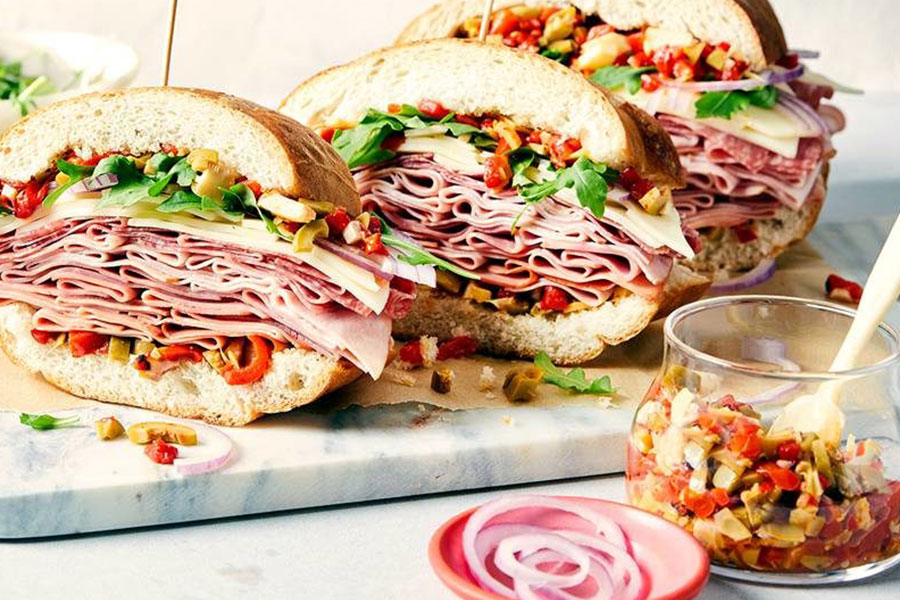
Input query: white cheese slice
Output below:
<box><xmin>626</xmin><ymin>88</ymin><xmax>804</xmax><ymax>158</ymax></box>
<box><xmin>605</xmin><ymin>200</ymin><xmax>696</xmax><ymax>259</ymax></box>
<box><xmin>397</xmin><ymin>134</ymin><xmax>483</xmax><ymax>175</ymax></box>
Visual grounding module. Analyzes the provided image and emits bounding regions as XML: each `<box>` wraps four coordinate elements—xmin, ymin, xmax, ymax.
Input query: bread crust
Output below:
<box><xmin>0</xmin><ymin>303</ymin><xmax>361</xmax><ymax>426</ymax></box>
<box><xmin>281</xmin><ymin>39</ymin><xmax>683</xmax><ymax>187</ymax></box>
<box><xmin>396</xmin><ymin>0</ymin><xmax>787</xmax><ymax>68</ymax></box>
<box><xmin>0</xmin><ymin>87</ymin><xmax>361</xmax><ymax>216</ymax></box>
<box><xmin>394</xmin><ymin>264</ymin><xmax>708</xmax><ymax>363</ymax></box>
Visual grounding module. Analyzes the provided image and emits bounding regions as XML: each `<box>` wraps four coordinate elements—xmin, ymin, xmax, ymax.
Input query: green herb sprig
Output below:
<box><xmin>19</xmin><ymin>412</ymin><xmax>80</xmax><ymax>431</ymax></box>
<box><xmin>377</xmin><ymin>217</ymin><xmax>478</xmax><ymax>280</ymax></box>
<box><xmin>590</xmin><ymin>66</ymin><xmax>657</xmax><ymax>95</ymax></box>
<box><xmin>534</xmin><ymin>352</ymin><xmax>615</xmax><ymax>395</ymax></box>
<box><xmin>694</xmin><ymin>85</ymin><xmax>779</xmax><ymax>119</ymax></box>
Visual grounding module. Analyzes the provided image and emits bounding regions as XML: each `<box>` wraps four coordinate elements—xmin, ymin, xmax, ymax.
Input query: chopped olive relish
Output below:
<box><xmin>31</xmin><ymin>329</ymin><xmax>278</xmax><ymax>386</ymax></box>
<box><xmin>627</xmin><ymin>365</ymin><xmax>900</xmax><ymax>572</ymax></box>
<box><xmin>457</xmin><ymin>4</ymin><xmax>784</xmax><ymax>119</ymax></box>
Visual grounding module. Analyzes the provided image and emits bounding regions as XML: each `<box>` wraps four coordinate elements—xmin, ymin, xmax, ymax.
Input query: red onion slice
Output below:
<box><xmin>790</xmin><ymin>49</ymin><xmax>820</xmax><ymax>59</ymax></box>
<box><xmin>461</xmin><ymin>495</ymin><xmax>646</xmax><ymax>600</ymax></box>
<box><xmin>316</xmin><ymin>239</ymin><xmax>437</xmax><ymax>287</ymax></box>
<box><xmin>47</xmin><ymin>173</ymin><xmax>119</xmax><ymax>195</ymax></box>
<box><xmin>173</xmin><ymin>422</ymin><xmax>234</xmax><ymax>475</ymax></box>
<box><xmin>709</xmin><ymin>258</ymin><xmax>776</xmax><ymax>293</ymax></box>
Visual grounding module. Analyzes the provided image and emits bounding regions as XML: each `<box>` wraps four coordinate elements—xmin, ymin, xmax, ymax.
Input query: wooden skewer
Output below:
<box><xmin>477</xmin><ymin>0</ymin><xmax>495</xmax><ymax>42</ymax></box>
<box><xmin>162</xmin><ymin>0</ymin><xmax>179</xmax><ymax>86</ymax></box>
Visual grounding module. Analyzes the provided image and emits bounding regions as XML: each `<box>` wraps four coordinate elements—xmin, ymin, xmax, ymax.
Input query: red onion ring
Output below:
<box><xmin>777</xmin><ymin>91</ymin><xmax>830</xmax><ymax>136</ymax></box>
<box><xmin>316</xmin><ymin>239</ymin><xmax>437</xmax><ymax>287</ymax></box>
<box><xmin>173</xmin><ymin>422</ymin><xmax>234</xmax><ymax>475</ymax></box>
<box><xmin>709</xmin><ymin>258</ymin><xmax>776</xmax><ymax>293</ymax></box>
<box><xmin>462</xmin><ymin>495</ymin><xmax>646</xmax><ymax>600</ymax></box>
<box><xmin>48</xmin><ymin>173</ymin><xmax>119</xmax><ymax>194</ymax></box>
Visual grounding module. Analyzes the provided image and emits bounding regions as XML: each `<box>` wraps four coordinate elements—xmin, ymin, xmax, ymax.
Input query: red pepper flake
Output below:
<box><xmin>732</xmin><ymin>222</ymin><xmax>758</xmax><ymax>243</ymax></box>
<box><xmin>825</xmin><ymin>273</ymin><xmax>862</xmax><ymax>305</ymax></box>
<box><xmin>134</xmin><ymin>356</ymin><xmax>151</xmax><ymax>372</ymax></box>
<box><xmin>69</xmin><ymin>331</ymin><xmax>109</xmax><ymax>358</ymax></box>
<box><xmin>31</xmin><ymin>329</ymin><xmax>59</xmax><ymax>345</ymax></box>
<box><xmin>398</xmin><ymin>339</ymin><xmax>424</xmax><ymax>367</ymax></box>
<box><xmin>436</xmin><ymin>336</ymin><xmax>477</xmax><ymax>361</ymax></box>
<box><xmin>145</xmin><ymin>438</ymin><xmax>178</xmax><ymax>465</ymax></box>
<box><xmin>417</xmin><ymin>99</ymin><xmax>451</xmax><ymax>120</ymax></box>
<box><xmin>325</xmin><ymin>206</ymin><xmax>352</xmax><ymax>235</ymax></box>
<box><xmin>540</xmin><ymin>286</ymin><xmax>570</xmax><ymax>312</ymax></box>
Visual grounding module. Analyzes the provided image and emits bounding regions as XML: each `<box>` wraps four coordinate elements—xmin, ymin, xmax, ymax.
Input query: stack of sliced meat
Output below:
<box><xmin>0</xmin><ymin>217</ymin><xmax>413</xmax><ymax>374</ymax></box>
<box><xmin>659</xmin><ymin>83</ymin><xmax>842</xmax><ymax>232</ymax></box>
<box><xmin>355</xmin><ymin>155</ymin><xmax>696</xmax><ymax>305</ymax></box>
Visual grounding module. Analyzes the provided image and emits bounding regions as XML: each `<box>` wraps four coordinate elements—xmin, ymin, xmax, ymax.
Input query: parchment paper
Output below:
<box><xmin>0</xmin><ymin>241</ymin><xmax>839</xmax><ymax>415</ymax></box>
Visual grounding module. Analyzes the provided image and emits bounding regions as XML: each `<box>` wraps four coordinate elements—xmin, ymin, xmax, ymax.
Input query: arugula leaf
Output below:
<box><xmin>568</xmin><ymin>158</ymin><xmax>609</xmax><ymax>218</ymax></box>
<box><xmin>155</xmin><ymin>189</ymin><xmax>203</xmax><ymax>213</ymax></box>
<box><xmin>0</xmin><ymin>204</ymin><xmax>11</xmax><ymax>216</ymax></box>
<box><xmin>145</xmin><ymin>152</ymin><xmax>181</xmax><ymax>175</ymax></box>
<box><xmin>19</xmin><ymin>412</ymin><xmax>80</xmax><ymax>431</ymax></box>
<box><xmin>590</xmin><ymin>66</ymin><xmax>656</xmax><ymax>95</ymax></box>
<box><xmin>533</xmin><ymin>352</ymin><xmax>615</xmax><ymax>395</ymax></box>
<box><xmin>44</xmin><ymin>158</ymin><xmax>95</xmax><ymax>209</ymax></box>
<box><xmin>232</xmin><ymin>183</ymin><xmax>292</xmax><ymax>241</ymax></box>
<box><xmin>56</xmin><ymin>158</ymin><xmax>94</xmax><ymax>179</ymax></box>
<box><xmin>0</xmin><ymin>60</ymin><xmax>55</xmax><ymax>116</ymax></box>
<box><xmin>147</xmin><ymin>157</ymin><xmax>195</xmax><ymax>197</ymax></box>
<box><xmin>507</xmin><ymin>147</ymin><xmax>538</xmax><ymax>188</ymax></box>
<box><xmin>694</xmin><ymin>85</ymin><xmax>779</xmax><ymax>119</ymax></box>
<box><xmin>539</xmin><ymin>48</ymin><xmax>571</xmax><ymax>63</ymax></box>
<box><xmin>376</xmin><ymin>217</ymin><xmax>478</xmax><ymax>280</ymax></box>
<box><xmin>94</xmin><ymin>155</ymin><xmax>158</xmax><ymax>208</ymax></box>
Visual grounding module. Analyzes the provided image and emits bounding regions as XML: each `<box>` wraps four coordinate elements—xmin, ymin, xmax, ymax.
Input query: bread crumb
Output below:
<box><xmin>479</xmin><ymin>366</ymin><xmax>496</xmax><ymax>391</ymax></box>
<box><xmin>385</xmin><ymin>367</ymin><xmax>416</xmax><ymax>387</ymax></box>
<box><xmin>596</xmin><ymin>397</ymin><xmax>614</xmax><ymax>409</ymax></box>
<box><xmin>503</xmin><ymin>415</ymin><xmax>515</xmax><ymax>426</ymax></box>
<box><xmin>451</xmin><ymin>325</ymin><xmax>470</xmax><ymax>338</ymax></box>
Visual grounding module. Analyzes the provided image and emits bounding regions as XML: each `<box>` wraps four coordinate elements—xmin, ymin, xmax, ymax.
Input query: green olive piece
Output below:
<box><xmin>490</xmin><ymin>296</ymin><xmax>530</xmax><ymax>315</ymax></box>
<box><xmin>107</xmin><ymin>337</ymin><xmax>131</xmax><ymax>364</ymax></box>
<box><xmin>95</xmin><ymin>416</ymin><xmax>125</xmax><ymax>441</ymax></box>
<box><xmin>292</xmin><ymin>219</ymin><xmax>329</xmax><ymax>253</ymax></box>
<box><xmin>431</xmin><ymin>367</ymin><xmax>454</xmax><ymax>394</ymax></box>
<box><xmin>300</xmin><ymin>200</ymin><xmax>335</xmax><ymax>215</ymax></box>
<box><xmin>127</xmin><ymin>422</ymin><xmax>198</xmax><ymax>446</ymax></box>
<box><xmin>503</xmin><ymin>366</ymin><xmax>544</xmax><ymax>402</ymax></box>
<box><xmin>436</xmin><ymin>270</ymin><xmax>462</xmax><ymax>295</ymax></box>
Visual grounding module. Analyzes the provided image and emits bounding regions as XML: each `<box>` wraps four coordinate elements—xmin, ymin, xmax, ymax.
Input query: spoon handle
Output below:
<box><xmin>830</xmin><ymin>214</ymin><xmax>900</xmax><ymax>372</ymax></box>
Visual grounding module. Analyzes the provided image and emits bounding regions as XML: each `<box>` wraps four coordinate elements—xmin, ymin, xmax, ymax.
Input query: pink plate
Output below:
<box><xmin>429</xmin><ymin>495</ymin><xmax>710</xmax><ymax>600</ymax></box>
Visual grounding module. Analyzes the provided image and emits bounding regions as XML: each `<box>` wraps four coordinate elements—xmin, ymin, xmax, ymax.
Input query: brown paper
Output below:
<box><xmin>0</xmin><ymin>241</ymin><xmax>839</xmax><ymax>415</ymax></box>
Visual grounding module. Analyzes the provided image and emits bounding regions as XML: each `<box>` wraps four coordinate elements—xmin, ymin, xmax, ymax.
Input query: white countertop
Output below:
<box><xmin>1</xmin><ymin>82</ymin><xmax>899</xmax><ymax>600</ymax></box>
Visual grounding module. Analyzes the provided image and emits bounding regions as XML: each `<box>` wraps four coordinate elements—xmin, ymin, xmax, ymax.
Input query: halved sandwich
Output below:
<box><xmin>280</xmin><ymin>40</ymin><xmax>708</xmax><ymax>364</ymax></box>
<box><xmin>398</xmin><ymin>0</ymin><xmax>846</xmax><ymax>274</ymax></box>
<box><xmin>0</xmin><ymin>87</ymin><xmax>437</xmax><ymax>425</ymax></box>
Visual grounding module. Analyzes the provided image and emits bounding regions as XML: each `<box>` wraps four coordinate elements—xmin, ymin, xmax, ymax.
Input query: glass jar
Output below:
<box><xmin>626</xmin><ymin>295</ymin><xmax>900</xmax><ymax>584</ymax></box>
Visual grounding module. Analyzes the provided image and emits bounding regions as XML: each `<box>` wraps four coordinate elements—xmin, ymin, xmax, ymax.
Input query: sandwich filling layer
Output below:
<box><xmin>0</xmin><ymin>147</ymin><xmax>433</xmax><ymax>381</ymax></box>
<box><xmin>321</xmin><ymin>100</ymin><xmax>698</xmax><ymax>315</ymax></box>
<box><xmin>456</xmin><ymin>4</ymin><xmax>844</xmax><ymax>260</ymax></box>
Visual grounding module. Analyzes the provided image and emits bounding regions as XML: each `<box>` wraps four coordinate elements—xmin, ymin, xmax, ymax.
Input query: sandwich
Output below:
<box><xmin>397</xmin><ymin>0</ymin><xmax>846</xmax><ymax>274</ymax></box>
<box><xmin>0</xmin><ymin>87</ymin><xmax>438</xmax><ymax>425</ymax></box>
<box><xmin>280</xmin><ymin>40</ymin><xmax>708</xmax><ymax>364</ymax></box>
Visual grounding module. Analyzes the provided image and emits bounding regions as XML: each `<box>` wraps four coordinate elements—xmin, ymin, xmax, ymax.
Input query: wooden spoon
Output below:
<box><xmin>770</xmin><ymin>213</ymin><xmax>900</xmax><ymax>445</ymax></box>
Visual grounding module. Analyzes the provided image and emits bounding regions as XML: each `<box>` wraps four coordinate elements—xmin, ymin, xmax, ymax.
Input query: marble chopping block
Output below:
<box><xmin>0</xmin><ymin>401</ymin><xmax>631</xmax><ymax>538</ymax></box>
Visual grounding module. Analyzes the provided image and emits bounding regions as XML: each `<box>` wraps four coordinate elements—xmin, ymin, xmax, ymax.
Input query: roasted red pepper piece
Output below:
<box><xmin>398</xmin><ymin>339</ymin><xmax>424</xmax><ymax>367</ymax></box>
<box><xmin>222</xmin><ymin>335</ymin><xmax>272</xmax><ymax>385</ymax></box>
<box><xmin>69</xmin><ymin>331</ymin><xmax>109</xmax><ymax>358</ymax></box>
<box><xmin>483</xmin><ymin>154</ymin><xmax>512</xmax><ymax>190</ymax></box>
<box><xmin>31</xmin><ymin>329</ymin><xmax>59</xmax><ymax>344</ymax></box>
<box><xmin>683</xmin><ymin>489</ymin><xmax>716</xmax><ymax>518</ymax></box>
<box><xmin>242</xmin><ymin>179</ymin><xmax>262</xmax><ymax>197</ymax></box>
<box><xmin>540</xmin><ymin>286</ymin><xmax>570</xmax><ymax>312</ymax></box>
<box><xmin>325</xmin><ymin>206</ymin><xmax>352</xmax><ymax>235</ymax></box>
<box><xmin>363</xmin><ymin>232</ymin><xmax>387</xmax><ymax>255</ymax></box>
<box><xmin>417</xmin><ymin>99</ymin><xmax>451</xmax><ymax>120</ymax></box>
<box><xmin>13</xmin><ymin>178</ymin><xmax>51</xmax><ymax>219</ymax></box>
<box><xmin>777</xmin><ymin>440</ymin><xmax>802</xmax><ymax>462</ymax></box>
<box><xmin>156</xmin><ymin>344</ymin><xmax>203</xmax><ymax>363</ymax></box>
<box><xmin>757</xmin><ymin>462</ymin><xmax>801</xmax><ymax>491</ymax></box>
<box><xmin>825</xmin><ymin>273</ymin><xmax>863</xmax><ymax>304</ymax></box>
<box><xmin>436</xmin><ymin>336</ymin><xmax>477</xmax><ymax>361</ymax></box>
<box><xmin>145</xmin><ymin>438</ymin><xmax>178</xmax><ymax>465</ymax></box>
<box><xmin>732</xmin><ymin>222</ymin><xmax>758</xmax><ymax>243</ymax></box>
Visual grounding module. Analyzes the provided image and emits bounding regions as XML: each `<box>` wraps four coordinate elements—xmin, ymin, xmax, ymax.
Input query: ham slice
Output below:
<box><xmin>354</xmin><ymin>155</ymin><xmax>694</xmax><ymax>305</ymax></box>
<box><xmin>0</xmin><ymin>217</ymin><xmax>411</xmax><ymax>377</ymax></box>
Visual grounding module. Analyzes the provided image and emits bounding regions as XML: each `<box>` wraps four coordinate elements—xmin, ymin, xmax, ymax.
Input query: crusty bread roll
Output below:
<box><xmin>0</xmin><ymin>87</ymin><xmax>360</xmax><ymax>215</ymax></box>
<box><xmin>396</xmin><ymin>0</ymin><xmax>787</xmax><ymax>69</ymax></box>
<box><xmin>280</xmin><ymin>39</ymin><xmax>684</xmax><ymax>188</ymax></box>
<box><xmin>0</xmin><ymin>87</ymin><xmax>368</xmax><ymax>425</ymax></box>
<box><xmin>281</xmin><ymin>40</ymin><xmax>709</xmax><ymax>362</ymax></box>
<box><xmin>395</xmin><ymin>265</ymin><xmax>708</xmax><ymax>364</ymax></box>
<box><xmin>0</xmin><ymin>304</ymin><xmax>359</xmax><ymax>426</ymax></box>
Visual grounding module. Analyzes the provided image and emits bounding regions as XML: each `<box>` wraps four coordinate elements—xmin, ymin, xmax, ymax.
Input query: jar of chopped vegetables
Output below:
<box><xmin>627</xmin><ymin>296</ymin><xmax>900</xmax><ymax>584</ymax></box>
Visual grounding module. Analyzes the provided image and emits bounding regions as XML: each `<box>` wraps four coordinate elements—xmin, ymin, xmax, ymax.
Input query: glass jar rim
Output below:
<box><xmin>664</xmin><ymin>295</ymin><xmax>900</xmax><ymax>380</ymax></box>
